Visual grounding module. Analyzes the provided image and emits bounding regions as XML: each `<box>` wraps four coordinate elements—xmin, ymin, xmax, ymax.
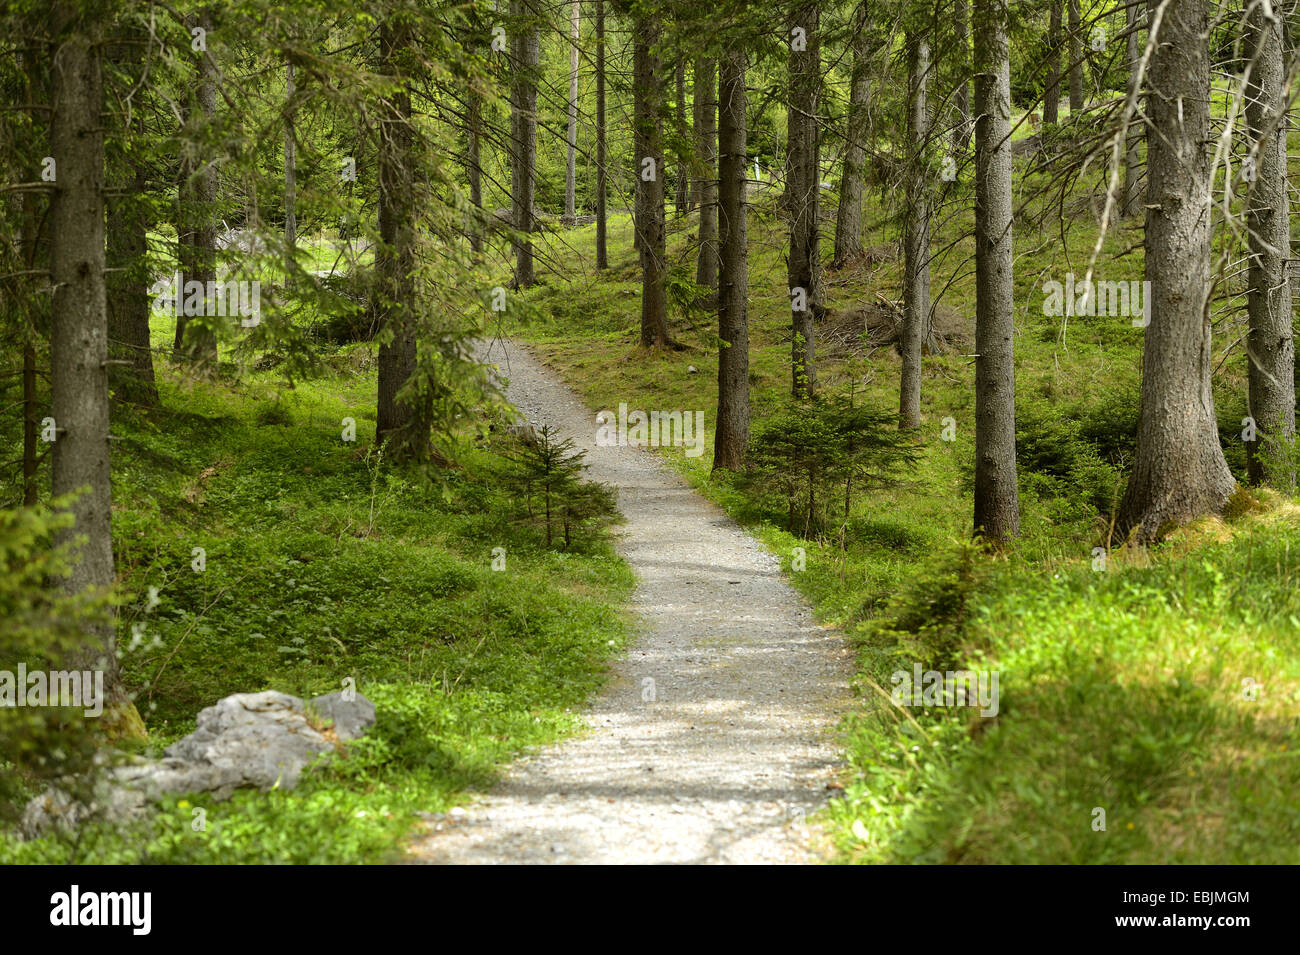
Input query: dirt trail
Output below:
<box><xmin>408</xmin><ymin>338</ymin><xmax>854</xmax><ymax>864</ymax></box>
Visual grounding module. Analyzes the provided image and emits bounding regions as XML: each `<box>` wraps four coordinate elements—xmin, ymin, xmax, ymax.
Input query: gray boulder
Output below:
<box><xmin>165</xmin><ymin>691</ymin><xmax>333</xmax><ymax>791</ymax></box>
<box><xmin>21</xmin><ymin>689</ymin><xmax>374</xmax><ymax>838</ymax></box>
<box><xmin>306</xmin><ymin>691</ymin><xmax>376</xmax><ymax>742</ymax></box>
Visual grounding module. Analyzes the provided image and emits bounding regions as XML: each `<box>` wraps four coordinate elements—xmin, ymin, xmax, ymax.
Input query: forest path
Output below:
<box><xmin>407</xmin><ymin>337</ymin><xmax>854</xmax><ymax>864</ymax></box>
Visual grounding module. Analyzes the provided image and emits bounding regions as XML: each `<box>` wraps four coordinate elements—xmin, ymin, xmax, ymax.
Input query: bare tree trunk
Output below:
<box><xmin>1068</xmin><ymin>0</ymin><xmax>1083</xmax><ymax>113</ymax></box>
<box><xmin>1045</xmin><ymin>0</ymin><xmax>1062</xmax><ymax>125</ymax></box>
<box><xmin>21</xmin><ymin>127</ymin><xmax>41</xmax><ymax>504</ymax></box>
<box><xmin>18</xmin><ymin>48</ymin><xmax>42</xmax><ymax>503</ymax></box>
<box><xmin>675</xmin><ymin>60</ymin><xmax>689</xmax><ymax>215</ymax></box>
<box><xmin>695</xmin><ymin>57</ymin><xmax>718</xmax><ymax>291</ymax></box>
<box><xmin>900</xmin><ymin>31</ymin><xmax>931</xmax><ymax>430</ymax></box>
<box><xmin>973</xmin><ymin>0</ymin><xmax>1020</xmax><ymax>543</ymax></box>
<box><xmin>1244</xmin><ymin>0</ymin><xmax>1296</xmax><ymax>489</ymax></box>
<box><xmin>714</xmin><ymin>48</ymin><xmax>749</xmax><ymax>471</ymax></box>
<box><xmin>174</xmin><ymin>11</ymin><xmax>219</xmax><ymax>367</ymax></box>
<box><xmin>375</xmin><ymin>20</ymin><xmax>425</xmax><ymax>461</ymax></box>
<box><xmin>468</xmin><ymin>90</ymin><xmax>482</xmax><ymax>253</ymax></box>
<box><xmin>1122</xmin><ymin>0</ymin><xmax>1143</xmax><ymax>216</ymax></box>
<box><xmin>952</xmin><ymin>0</ymin><xmax>971</xmax><ymax>150</ymax></box>
<box><xmin>833</xmin><ymin>3</ymin><xmax>869</xmax><ymax>268</ymax></box>
<box><xmin>103</xmin><ymin>28</ymin><xmax>158</xmax><ymax>407</ymax></box>
<box><xmin>564</xmin><ymin>0</ymin><xmax>579</xmax><ymax>225</ymax></box>
<box><xmin>634</xmin><ymin>13</ymin><xmax>670</xmax><ymax>347</ymax></box>
<box><xmin>595</xmin><ymin>0</ymin><xmax>608</xmax><ymax>269</ymax></box>
<box><xmin>285</xmin><ymin>61</ymin><xmax>296</xmax><ymax>272</ymax></box>
<box><xmin>107</xmin><ymin>132</ymin><xmax>158</xmax><ymax>406</ymax></box>
<box><xmin>788</xmin><ymin>2</ymin><xmax>821</xmax><ymax>399</ymax></box>
<box><xmin>49</xmin><ymin>7</ymin><xmax>128</xmax><ymax>711</ymax></box>
<box><xmin>511</xmin><ymin>0</ymin><xmax>538</xmax><ymax>288</ymax></box>
<box><xmin>1117</xmin><ymin>0</ymin><xmax>1235</xmax><ymax>541</ymax></box>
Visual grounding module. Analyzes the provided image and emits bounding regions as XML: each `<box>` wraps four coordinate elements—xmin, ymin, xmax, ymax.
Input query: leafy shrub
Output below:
<box><xmin>0</xmin><ymin>505</ymin><xmax>112</xmax><ymax>823</ymax></box>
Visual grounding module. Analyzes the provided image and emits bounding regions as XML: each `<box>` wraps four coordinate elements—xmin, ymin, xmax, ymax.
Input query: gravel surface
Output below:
<box><xmin>407</xmin><ymin>337</ymin><xmax>855</xmax><ymax>864</ymax></box>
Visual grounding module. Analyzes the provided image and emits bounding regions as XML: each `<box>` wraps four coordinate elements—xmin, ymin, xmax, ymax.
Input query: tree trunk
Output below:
<box><xmin>595</xmin><ymin>0</ymin><xmax>608</xmax><ymax>269</ymax></box>
<box><xmin>1121</xmin><ymin>0</ymin><xmax>1143</xmax><ymax>216</ymax></box>
<box><xmin>1244</xmin><ymin>0</ymin><xmax>1295</xmax><ymax>489</ymax></box>
<box><xmin>468</xmin><ymin>89</ymin><xmax>482</xmax><ymax>253</ymax></box>
<box><xmin>675</xmin><ymin>60</ymin><xmax>689</xmax><ymax>215</ymax></box>
<box><xmin>973</xmin><ymin>0</ymin><xmax>1020</xmax><ymax>543</ymax></box>
<box><xmin>107</xmin><ymin>134</ymin><xmax>158</xmax><ymax>406</ymax></box>
<box><xmin>695</xmin><ymin>57</ymin><xmax>719</xmax><ymax>291</ymax></box>
<box><xmin>1117</xmin><ymin>0</ymin><xmax>1235</xmax><ymax>541</ymax></box>
<box><xmin>564</xmin><ymin>0</ymin><xmax>579</xmax><ymax>225</ymax></box>
<box><xmin>175</xmin><ymin>10</ymin><xmax>219</xmax><ymax>367</ymax></box>
<box><xmin>634</xmin><ymin>13</ymin><xmax>670</xmax><ymax>348</ymax></box>
<box><xmin>285</xmin><ymin>61</ymin><xmax>297</xmax><ymax>273</ymax></box>
<box><xmin>1044</xmin><ymin>0</ymin><xmax>1062</xmax><ymax>125</ymax></box>
<box><xmin>714</xmin><ymin>48</ymin><xmax>750</xmax><ymax>471</ymax></box>
<box><xmin>375</xmin><ymin>20</ymin><xmax>425</xmax><ymax>460</ymax></box>
<box><xmin>833</xmin><ymin>3</ymin><xmax>869</xmax><ymax>268</ymax></box>
<box><xmin>1068</xmin><ymin>0</ymin><xmax>1083</xmax><ymax>112</ymax></box>
<box><xmin>19</xmin><ymin>48</ymin><xmax>44</xmax><ymax>505</ymax></box>
<box><xmin>511</xmin><ymin>0</ymin><xmax>538</xmax><ymax>288</ymax></box>
<box><xmin>49</xmin><ymin>7</ymin><xmax>128</xmax><ymax>710</ymax></box>
<box><xmin>952</xmin><ymin>0</ymin><xmax>971</xmax><ymax>151</ymax></box>
<box><xmin>900</xmin><ymin>31</ymin><xmax>931</xmax><ymax>430</ymax></box>
<box><xmin>788</xmin><ymin>2</ymin><xmax>821</xmax><ymax>399</ymax></box>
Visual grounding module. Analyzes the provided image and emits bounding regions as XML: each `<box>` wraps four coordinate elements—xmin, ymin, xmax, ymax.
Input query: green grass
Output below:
<box><xmin>0</xmin><ymin>305</ymin><xmax>633</xmax><ymax>864</ymax></box>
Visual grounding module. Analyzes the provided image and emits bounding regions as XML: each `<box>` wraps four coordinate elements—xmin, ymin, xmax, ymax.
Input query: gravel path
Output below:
<box><xmin>407</xmin><ymin>337</ymin><xmax>855</xmax><ymax>864</ymax></box>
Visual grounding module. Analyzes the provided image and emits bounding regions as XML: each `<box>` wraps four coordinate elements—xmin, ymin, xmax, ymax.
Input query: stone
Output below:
<box><xmin>21</xmin><ymin>689</ymin><xmax>375</xmax><ymax>838</ymax></box>
<box><xmin>307</xmin><ymin>691</ymin><xmax>376</xmax><ymax>742</ymax></box>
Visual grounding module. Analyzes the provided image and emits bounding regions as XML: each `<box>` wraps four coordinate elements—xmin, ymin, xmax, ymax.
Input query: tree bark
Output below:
<box><xmin>1117</xmin><ymin>0</ymin><xmax>1235</xmax><ymax>541</ymax></box>
<box><xmin>634</xmin><ymin>13</ymin><xmax>670</xmax><ymax>348</ymax></box>
<box><xmin>174</xmin><ymin>10</ymin><xmax>219</xmax><ymax>368</ymax></box>
<box><xmin>1044</xmin><ymin>0</ymin><xmax>1062</xmax><ymax>125</ymax></box>
<box><xmin>19</xmin><ymin>49</ymin><xmax>44</xmax><ymax>505</ymax></box>
<box><xmin>952</xmin><ymin>0</ymin><xmax>972</xmax><ymax>151</ymax></box>
<box><xmin>675</xmin><ymin>60</ymin><xmax>689</xmax><ymax>215</ymax></box>
<box><xmin>695</xmin><ymin>57</ymin><xmax>719</xmax><ymax>291</ymax></box>
<box><xmin>1122</xmin><ymin>0</ymin><xmax>1143</xmax><ymax>216</ymax></box>
<box><xmin>833</xmin><ymin>3</ymin><xmax>870</xmax><ymax>268</ymax></box>
<box><xmin>1068</xmin><ymin>0</ymin><xmax>1084</xmax><ymax>112</ymax></box>
<box><xmin>714</xmin><ymin>48</ymin><xmax>750</xmax><ymax>471</ymax></box>
<box><xmin>375</xmin><ymin>20</ymin><xmax>426</xmax><ymax>460</ymax></box>
<box><xmin>900</xmin><ymin>31</ymin><xmax>931</xmax><ymax>430</ymax></box>
<box><xmin>973</xmin><ymin>0</ymin><xmax>1020</xmax><ymax>542</ymax></box>
<box><xmin>285</xmin><ymin>61</ymin><xmax>296</xmax><ymax>272</ymax></box>
<box><xmin>107</xmin><ymin>132</ymin><xmax>158</xmax><ymax>406</ymax></box>
<box><xmin>49</xmin><ymin>7</ymin><xmax>127</xmax><ymax>708</ymax></box>
<box><xmin>468</xmin><ymin>89</ymin><xmax>482</xmax><ymax>253</ymax></box>
<box><xmin>788</xmin><ymin>2</ymin><xmax>821</xmax><ymax>399</ymax></box>
<box><xmin>595</xmin><ymin>0</ymin><xmax>608</xmax><ymax>269</ymax></box>
<box><xmin>564</xmin><ymin>0</ymin><xmax>579</xmax><ymax>225</ymax></box>
<box><xmin>511</xmin><ymin>0</ymin><xmax>538</xmax><ymax>288</ymax></box>
<box><xmin>104</xmin><ymin>27</ymin><xmax>158</xmax><ymax>407</ymax></box>
<box><xmin>1244</xmin><ymin>0</ymin><xmax>1295</xmax><ymax>488</ymax></box>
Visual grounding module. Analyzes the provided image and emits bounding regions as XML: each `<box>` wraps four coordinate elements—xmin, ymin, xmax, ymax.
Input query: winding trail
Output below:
<box><xmin>408</xmin><ymin>338</ymin><xmax>854</xmax><ymax>864</ymax></box>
